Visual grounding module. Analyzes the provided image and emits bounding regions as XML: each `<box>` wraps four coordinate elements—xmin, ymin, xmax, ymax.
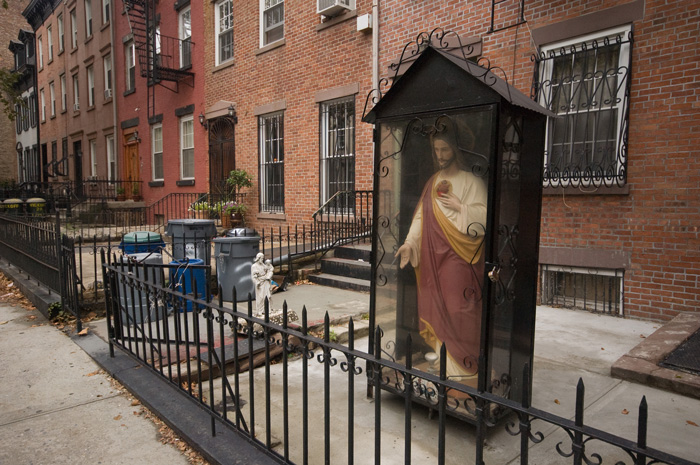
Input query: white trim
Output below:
<box><xmin>106</xmin><ymin>135</ymin><xmax>115</xmax><ymax>181</ymax></box>
<box><xmin>180</xmin><ymin>116</ymin><xmax>195</xmax><ymax>180</ymax></box>
<box><xmin>151</xmin><ymin>124</ymin><xmax>164</xmax><ymax>181</ymax></box>
<box><xmin>215</xmin><ymin>0</ymin><xmax>233</xmax><ymax>66</ymax></box>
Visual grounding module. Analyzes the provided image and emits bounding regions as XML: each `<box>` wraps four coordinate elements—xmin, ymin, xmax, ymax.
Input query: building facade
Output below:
<box><xmin>23</xmin><ymin>0</ymin><xmax>117</xmax><ymax>191</ymax></box>
<box><xmin>203</xmin><ymin>0</ymin><xmax>375</xmax><ymax>229</ymax></box>
<box><xmin>375</xmin><ymin>0</ymin><xmax>699</xmax><ymax>321</ymax></box>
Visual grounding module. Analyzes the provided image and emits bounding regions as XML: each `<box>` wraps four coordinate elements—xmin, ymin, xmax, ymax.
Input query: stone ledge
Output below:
<box><xmin>611</xmin><ymin>312</ymin><xmax>700</xmax><ymax>399</ymax></box>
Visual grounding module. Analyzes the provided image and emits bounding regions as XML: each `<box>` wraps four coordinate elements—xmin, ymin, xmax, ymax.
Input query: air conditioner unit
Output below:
<box><xmin>317</xmin><ymin>0</ymin><xmax>354</xmax><ymax>17</ymax></box>
<box><xmin>73</xmin><ymin>103</ymin><xmax>80</xmax><ymax>111</ymax></box>
<box><xmin>104</xmin><ymin>88</ymin><xmax>112</xmax><ymax>99</ymax></box>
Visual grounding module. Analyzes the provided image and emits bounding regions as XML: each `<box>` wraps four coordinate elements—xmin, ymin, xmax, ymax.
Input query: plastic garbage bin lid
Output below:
<box><xmin>26</xmin><ymin>197</ymin><xmax>46</xmax><ymax>204</ymax></box>
<box><xmin>226</xmin><ymin>227</ymin><xmax>257</xmax><ymax>237</ymax></box>
<box><xmin>122</xmin><ymin>231</ymin><xmax>163</xmax><ymax>243</ymax></box>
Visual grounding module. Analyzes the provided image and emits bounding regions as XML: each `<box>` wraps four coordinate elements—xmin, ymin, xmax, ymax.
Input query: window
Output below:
<box><xmin>22</xmin><ymin>97</ymin><xmax>29</xmax><ymax>131</ymax></box>
<box><xmin>47</xmin><ymin>25</ymin><xmax>53</xmax><ymax>61</ymax></box>
<box><xmin>259</xmin><ymin>112</ymin><xmax>284</xmax><ymax>212</ymax></box>
<box><xmin>87</xmin><ymin>65</ymin><xmax>95</xmax><ymax>107</ymax></box>
<box><xmin>89</xmin><ymin>139</ymin><xmax>97</xmax><ymax>177</ymax></box>
<box><xmin>70</xmin><ymin>9</ymin><xmax>78</xmax><ymax>49</ymax></box>
<box><xmin>534</xmin><ymin>26</ymin><xmax>632</xmax><ymax>188</ymax></box>
<box><xmin>125</xmin><ymin>41</ymin><xmax>135</xmax><ymax>92</ymax></box>
<box><xmin>58</xmin><ymin>14</ymin><xmax>64</xmax><ymax>53</ymax></box>
<box><xmin>103</xmin><ymin>54</ymin><xmax>112</xmax><ymax>98</ymax></box>
<box><xmin>62</xmin><ymin>138</ymin><xmax>69</xmax><ymax>175</ymax></box>
<box><xmin>152</xmin><ymin>124</ymin><xmax>163</xmax><ymax>181</ymax></box>
<box><xmin>15</xmin><ymin>104</ymin><xmax>21</xmax><ymax>134</ymax></box>
<box><xmin>106</xmin><ymin>135</ymin><xmax>115</xmax><ymax>180</ymax></box>
<box><xmin>540</xmin><ymin>265</ymin><xmax>624</xmax><ymax>316</ymax></box>
<box><xmin>85</xmin><ymin>0</ymin><xmax>93</xmax><ymax>37</ymax></box>
<box><xmin>180</xmin><ymin>116</ymin><xmax>194</xmax><ymax>179</ymax></box>
<box><xmin>72</xmin><ymin>74</ymin><xmax>79</xmax><ymax>110</ymax></box>
<box><xmin>261</xmin><ymin>0</ymin><xmax>284</xmax><ymax>46</ymax></box>
<box><xmin>320</xmin><ymin>97</ymin><xmax>355</xmax><ymax>206</ymax></box>
<box><xmin>51</xmin><ymin>141</ymin><xmax>58</xmax><ymax>171</ymax></box>
<box><xmin>215</xmin><ymin>0</ymin><xmax>233</xmax><ymax>65</ymax></box>
<box><xmin>40</xmin><ymin>89</ymin><xmax>46</xmax><ymax>122</ymax></box>
<box><xmin>29</xmin><ymin>93</ymin><xmax>37</xmax><ymax>127</ymax></box>
<box><xmin>60</xmin><ymin>74</ymin><xmax>67</xmax><ymax>111</ymax></box>
<box><xmin>38</xmin><ymin>36</ymin><xmax>43</xmax><ymax>68</ymax></box>
<box><xmin>49</xmin><ymin>82</ymin><xmax>56</xmax><ymax>117</ymax></box>
<box><xmin>179</xmin><ymin>6</ymin><xmax>192</xmax><ymax>68</ymax></box>
<box><xmin>102</xmin><ymin>0</ymin><xmax>110</xmax><ymax>24</ymax></box>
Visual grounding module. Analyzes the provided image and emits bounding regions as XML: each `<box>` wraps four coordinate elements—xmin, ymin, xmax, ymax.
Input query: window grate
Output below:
<box><xmin>540</xmin><ymin>265</ymin><xmax>624</xmax><ymax>316</ymax></box>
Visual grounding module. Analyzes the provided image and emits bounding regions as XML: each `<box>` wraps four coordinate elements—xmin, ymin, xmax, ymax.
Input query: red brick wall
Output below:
<box><xmin>378</xmin><ymin>0</ymin><xmax>700</xmax><ymax>321</ymax></box>
<box><xmin>203</xmin><ymin>1</ymin><xmax>374</xmax><ymax>231</ymax></box>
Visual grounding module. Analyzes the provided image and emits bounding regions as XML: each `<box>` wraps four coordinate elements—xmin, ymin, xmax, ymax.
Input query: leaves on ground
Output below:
<box><xmin>687</xmin><ymin>420</ymin><xmax>698</xmax><ymax>427</ymax></box>
<box><xmin>621</xmin><ymin>409</ymin><xmax>629</xmax><ymax>415</ymax></box>
<box><xmin>0</xmin><ymin>273</ymin><xmax>36</xmax><ymax>310</ymax></box>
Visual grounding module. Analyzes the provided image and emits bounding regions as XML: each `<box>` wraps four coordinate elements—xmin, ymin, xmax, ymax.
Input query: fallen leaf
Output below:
<box><xmin>554</xmin><ymin>399</ymin><xmax>560</xmax><ymax>404</ymax></box>
<box><xmin>113</xmin><ymin>415</ymin><xmax>122</xmax><ymax>420</ymax></box>
<box><xmin>601</xmin><ymin>347</ymin><xmax>605</xmax><ymax>350</ymax></box>
<box><xmin>27</xmin><ymin>315</ymin><xmax>37</xmax><ymax>320</ymax></box>
<box><xmin>0</xmin><ymin>321</ymin><xmax>8</xmax><ymax>325</ymax></box>
<box><xmin>621</xmin><ymin>409</ymin><xmax>629</xmax><ymax>415</ymax></box>
<box><xmin>86</xmin><ymin>370</ymin><xmax>100</xmax><ymax>377</ymax></box>
<box><xmin>131</xmin><ymin>399</ymin><xmax>140</xmax><ymax>406</ymax></box>
<box><xmin>78</xmin><ymin>328</ymin><xmax>89</xmax><ymax>336</ymax></box>
<box><xmin>640</xmin><ymin>334</ymin><xmax>646</xmax><ymax>338</ymax></box>
<box><xmin>687</xmin><ymin>421</ymin><xmax>698</xmax><ymax>427</ymax></box>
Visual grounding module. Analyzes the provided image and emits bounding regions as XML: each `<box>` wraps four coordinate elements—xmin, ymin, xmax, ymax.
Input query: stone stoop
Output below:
<box><xmin>308</xmin><ymin>244</ymin><xmax>371</xmax><ymax>293</ymax></box>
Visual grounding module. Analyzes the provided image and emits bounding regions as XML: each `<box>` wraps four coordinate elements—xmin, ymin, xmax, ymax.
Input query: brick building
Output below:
<box><xmin>23</xmin><ymin>0</ymin><xmax>117</xmax><ymax>190</ymax></box>
<box><xmin>114</xmin><ymin>0</ymin><xmax>205</xmax><ymax>204</ymax></box>
<box><xmin>1</xmin><ymin>0</ymin><xmax>31</xmax><ymax>183</ymax></box>
<box><xmin>375</xmin><ymin>0</ymin><xmax>699</xmax><ymax>321</ymax></box>
<box><xmin>203</xmin><ymin>0</ymin><xmax>375</xmax><ymax>229</ymax></box>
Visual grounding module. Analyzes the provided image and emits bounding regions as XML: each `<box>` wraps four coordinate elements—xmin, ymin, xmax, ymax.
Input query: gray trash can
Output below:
<box><xmin>165</xmin><ymin>219</ymin><xmax>217</xmax><ymax>266</ymax></box>
<box><xmin>214</xmin><ymin>234</ymin><xmax>260</xmax><ymax>302</ymax></box>
<box><xmin>117</xmin><ymin>252</ymin><xmax>164</xmax><ymax>325</ymax></box>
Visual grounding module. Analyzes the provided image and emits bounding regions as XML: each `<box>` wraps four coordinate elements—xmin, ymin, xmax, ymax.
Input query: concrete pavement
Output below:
<box><xmin>2</xmin><ymin>259</ymin><xmax>699</xmax><ymax>464</ymax></box>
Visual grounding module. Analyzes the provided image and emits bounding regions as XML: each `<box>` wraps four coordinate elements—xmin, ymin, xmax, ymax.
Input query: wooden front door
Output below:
<box><xmin>208</xmin><ymin>117</ymin><xmax>236</xmax><ymax>195</ymax></box>
<box><xmin>123</xmin><ymin>134</ymin><xmax>140</xmax><ymax>195</ymax></box>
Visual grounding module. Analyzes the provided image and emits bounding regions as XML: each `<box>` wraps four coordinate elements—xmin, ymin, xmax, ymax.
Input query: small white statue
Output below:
<box><xmin>251</xmin><ymin>252</ymin><xmax>274</xmax><ymax>316</ymax></box>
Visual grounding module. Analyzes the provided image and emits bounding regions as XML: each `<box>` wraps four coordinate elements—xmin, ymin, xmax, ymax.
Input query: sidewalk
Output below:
<box><xmin>2</xmin><ymin>259</ymin><xmax>699</xmax><ymax>464</ymax></box>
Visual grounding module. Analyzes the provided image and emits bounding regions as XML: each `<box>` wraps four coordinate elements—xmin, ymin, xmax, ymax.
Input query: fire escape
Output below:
<box><xmin>123</xmin><ymin>0</ymin><xmax>195</xmax><ymax>120</ymax></box>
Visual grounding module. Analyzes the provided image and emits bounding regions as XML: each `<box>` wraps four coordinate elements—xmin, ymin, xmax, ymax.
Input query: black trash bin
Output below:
<box><xmin>165</xmin><ymin>219</ymin><xmax>217</xmax><ymax>266</ymax></box>
<box><xmin>214</xmin><ymin>231</ymin><xmax>260</xmax><ymax>302</ymax></box>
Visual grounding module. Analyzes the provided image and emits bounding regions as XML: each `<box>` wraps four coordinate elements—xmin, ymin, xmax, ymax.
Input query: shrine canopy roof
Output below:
<box><xmin>363</xmin><ymin>46</ymin><xmax>553</xmax><ymax>124</ymax></box>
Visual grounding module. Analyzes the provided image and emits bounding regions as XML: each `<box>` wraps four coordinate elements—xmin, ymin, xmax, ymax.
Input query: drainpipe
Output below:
<box><xmin>372</xmin><ymin>0</ymin><xmax>379</xmax><ymax>92</ymax></box>
<box><xmin>109</xmin><ymin>0</ymin><xmax>118</xmax><ymax>182</ymax></box>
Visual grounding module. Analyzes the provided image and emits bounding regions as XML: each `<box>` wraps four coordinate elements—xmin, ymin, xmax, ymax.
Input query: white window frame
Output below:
<box><xmin>47</xmin><ymin>25</ymin><xmax>53</xmax><ymax>61</ymax></box>
<box><xmin>89</xmin><ymin>139</ymin><xmax>97</xmax><ymax>177</ymax></box>
<box><xmin>320</xmin><ymin>96</ymin><xmax>355</xmax><ymax>205</ymax></box>
<box><xmin>259</xmin><ymin>111</ymin><xmax>285</xmax><ymax>212</ymax></box>
<box><xmin>106</xmin><ymin>135</ymin><xmax>115</xmax><ymax>181</ymax></box>
<box><xmin>102</xmin><ymin>0</ymin><xmax>110</xmax><ymax>24</ymax></box>
<box><xmin>70</xmin><ymin>9</ymin><xmax>78</xmax><ymax>49</ymax></box>
<box><xmin>38</xmin><ymin>36</ymin><xmax>43</xmax><ymax>68</ymax></box>
<box><xmin>260</xmin><ymin>0</ymin><xmax>284</xmax><ymax>47</ymax></box>
<box><xmin>49</xmin><ymin>82</ymin><xmax>56</xmax><ymax>117</ymax></box>
<box><xmin>537</xmin><ymin>25</ymin><xmax>631</xmax><ymax>188</ymax></box>
<box><xmin>152</xmin><ymin>124</ymin><xmax>164</xmax><ymax>181</ymax></box>
<box><xmin>72</xmin><ymin>74</ymin><xmax>79</xmax><ymax>110</ymax></box>
<box><xmin>180</xmin><ymin>116</ymin><xmax>195</xmax><ymax>180</ymax></box>
<box><xmin>179</xmin><ymin>6</ymin><xmax>192</xmax><ymax>68</ymax></box>
<box><xmin>85</xmin><ymin>0</ymin><xmax>93</xmax><ymax>37</ymax></box>
<box><xmin>87</xmin><ymin>65</ymin><xmax>95</xmax><ymax>107</ymax></box>
<box><xmin>40</xmin><ymin>89</ymin><xmax>46</xmax><ymax>122</ymax></box>
<box><xmin>57</xmin><ymin>14</ymin><xmax>64</xmax><ymax>53</ymax></box>
<box><xmin>60</xmin><ymin>74</ymin><xmax>67</xmax><ymax>112</ymax></box>
<box><xmin>103</xmin><ymin>54</ymin><xmax>112</xmax><ymax>98</ymax></box>
<box><xmin>215</xmin><ymin>0</ymin><xmax>233</xmax><ymax>65</ymax></box>
<box><xmin>125</xmin><ymin>41</ymin><xmax>135</xmax><ymax>91</ymax></box>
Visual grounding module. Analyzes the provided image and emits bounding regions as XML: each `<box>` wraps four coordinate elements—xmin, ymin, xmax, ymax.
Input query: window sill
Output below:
<box><xmin>176</xmin><ymin>179</ymin><xmax>195</xmax><ymax>186</ymax></box>
<box><xmin>72</xmin><ymin>110</ymin><xmax>80</xmax><ymax>117</ymax></box>
<box><xmin>60</xmin><ymin>109</ymin><xmax>67</xmax><ymax>115</ymax></box>
<box><xmin>70</xmin><ymin>47</ymin><xmax>77</xmax><ymax>55</ymax></box>
<box><xmin>212</xmin><ymin>59</ymin><xmax>235</xmax><ymax>73</ymax></box>
<box><xmin>84</xmin><ymin>35</ymin><xmax>93</xmax><ymax>45</ymax></box>
<box><xmin>180</xmin><ymin>64</ymin><xmax>192</xmax><ymax>72</ymax></box>
<box><xmin>257</xmin><ymin>211</ymin><xmax>286</xmax><ymax>221</ymax></box>
<box><xmin>87</xmin><ymin>105</ymin><xmax>95</xmax><ymax>112</ymax></box>
<box><xmin>255</xmin><ymin>39</ymin><xmax>285</xmax><ymax>56</ymax></box>
<box><xmin>149</xmin><ymin>180</ymin><xmax>164</xmax><ymax>187</ymax></box>
<box><xmin>542</xmin><ymin>184</ymin><xmax>630</xmax><ymax>196</ymax></box>
<box><xmin>48</xmin><ymin>58</ymin><xmax>53</xmax><ymax>65</ymax></box>
<box><xmin>103</xmin><ymin>97</ymin><xmax>112</xmax><ymax>104</ymax></box>
<box><xmin>100</xmin><ymin>22</ymin><xmax>110</xmax><ymax>32</ymax></box>
<box><xmin>123</xmin><ymin>88</ymin><xmax>135</xmax><ymax>97</ymax></box>
<box><xmin>58</xmin><ymin>49</ymin><xmax>64</xmax><ymax>56</ymax></box>
<box><xmin>50</xmin><ymin>115</ymin><xmax>56</xmax><ymax>120</ymax></box>
<box><xmin>316</xmin><ymin>10</ymin><xmax>357</xmax><ymax>32</ymax></box>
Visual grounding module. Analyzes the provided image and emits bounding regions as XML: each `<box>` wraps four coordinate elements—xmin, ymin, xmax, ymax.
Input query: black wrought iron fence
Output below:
<box><xmin>100</xmin><ymin>257</ymin><xmax>695</xmax><ymax>465</ymax></box>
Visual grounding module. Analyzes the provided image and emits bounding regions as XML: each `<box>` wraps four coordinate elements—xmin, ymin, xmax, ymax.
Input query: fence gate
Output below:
<box><xmin>60</xmin><ymin>234</ymin><xmax>82</xmax><ymax>332</ymax></box>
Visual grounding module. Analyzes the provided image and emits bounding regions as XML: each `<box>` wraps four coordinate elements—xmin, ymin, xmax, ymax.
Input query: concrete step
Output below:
<box><xmin>308</xmin><ymin>273</ymin><xmax>370</xmax><ymax>293</ymax></box>
<box><xmin>320</xmin><ymin>256</ymin><xmax>371</xmax><ymax>281</ymax></box>
<box><xmin>333</xmin><ymin>243</ymin><xmax>371</xmax><ymax>261</ymax></box>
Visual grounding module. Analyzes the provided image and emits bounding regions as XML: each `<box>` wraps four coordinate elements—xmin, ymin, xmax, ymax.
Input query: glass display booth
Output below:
<box><xmin>363</xmin><ymin>46</ymin><xmax>551</xmax><ymax>422</ymax></box>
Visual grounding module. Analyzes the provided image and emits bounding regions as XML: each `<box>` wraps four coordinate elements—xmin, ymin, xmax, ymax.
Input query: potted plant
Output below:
<box><xmin>131</xmin><ymin>183</ymin><xmax>142</xmax><ymax>201</ymax></box>
<box><xmin>188</xmin><ymin>201</ymin><xmax>211</xmax><ymax>219</ymax></box>
<box><xmin>221</xmin><ymin>200</ymin><xmax>247</xmax><ymax>228</ymax></box>
<box><xmin>116</xmin><ymin>186</ymin><xmax>126</xmax><ymax>201</ymax></box>
<box><xmin>226</xmin><ymin>169</ymin><xmax>253</xmax><ymax>199</ymax></box>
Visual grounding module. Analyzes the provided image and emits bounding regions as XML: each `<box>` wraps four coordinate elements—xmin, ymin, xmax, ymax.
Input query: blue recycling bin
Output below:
<box><xmin>169</xmin><ymin>258</ymin><xmax>207</xmax><ymax>312</ymax></box>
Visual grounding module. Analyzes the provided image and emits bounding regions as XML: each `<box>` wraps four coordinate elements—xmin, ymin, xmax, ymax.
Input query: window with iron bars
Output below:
<box><xmin>320</xmin><ymin>97</ymin><xmax>355</xmax><ymax>212</ymax></box>
<box><xmin>533</xmin><ymin>26</ymin><xmax>632</xmax><ymax>189</ymax></box>
<box><xmin>259</xmin><ymin>112</ymin><xmax>284</xmax><ymax>213</ymax></box>
<box><xmin>540</xmin><ymin>265</ymin><xmax>624</xmax><ymax>316</ymax></box>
